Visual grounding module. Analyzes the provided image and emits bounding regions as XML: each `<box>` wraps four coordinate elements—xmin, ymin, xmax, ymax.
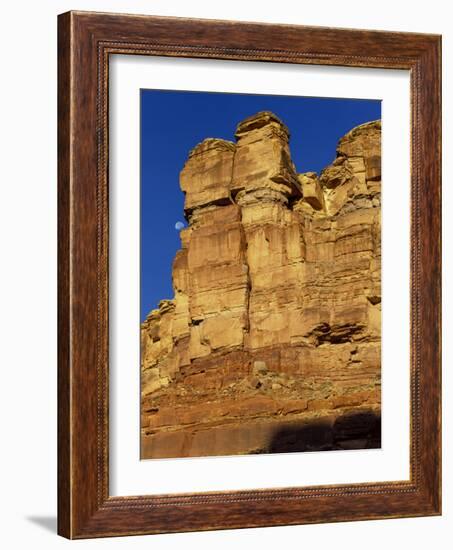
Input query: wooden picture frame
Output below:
<box><xmin>58</xmin><ymin>10</ymin><xmax>441</xmax><ymax>539</ymax></box>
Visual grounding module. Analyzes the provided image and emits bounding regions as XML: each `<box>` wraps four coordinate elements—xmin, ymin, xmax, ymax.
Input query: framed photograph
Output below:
<box><xmin>58</xmin><ymin>11</ymin><xmax>441</xmax><ymax>538</ymax></box>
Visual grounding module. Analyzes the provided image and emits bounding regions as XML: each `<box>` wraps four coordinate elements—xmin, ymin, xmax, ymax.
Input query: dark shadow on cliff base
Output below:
<box><xmin>26</xmin><ymin>516</ymin><xmax>57</xmax><ymax>534</ymax></box>
<box><xmin>261</xmin><ymin>411</ymin><xmax>381</xmax><ymax>454</ymax></box>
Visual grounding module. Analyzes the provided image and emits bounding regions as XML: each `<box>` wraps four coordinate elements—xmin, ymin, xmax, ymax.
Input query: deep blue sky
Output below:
<box><xmin>141</xmin><ymin>90</ymin><xmax>381</xmax><ymax>321</ymax></box>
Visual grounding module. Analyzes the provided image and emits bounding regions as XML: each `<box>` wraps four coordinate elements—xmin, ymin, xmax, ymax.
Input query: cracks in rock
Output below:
<box><xmin>307</xmin><ymin>322</ymin><xmax>365</xmax><ymax>346</ymax></box>
<box><xmin>242</xmin><ymin>224</ymin><xmax>252</xmax><ymax>336</ymax></box>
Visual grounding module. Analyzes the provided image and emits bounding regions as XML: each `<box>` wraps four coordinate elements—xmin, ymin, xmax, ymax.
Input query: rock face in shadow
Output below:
<box><xmin>141</xmin><ymin>112</ymin><xmax>382</xmax><ymax>459</ymax></box>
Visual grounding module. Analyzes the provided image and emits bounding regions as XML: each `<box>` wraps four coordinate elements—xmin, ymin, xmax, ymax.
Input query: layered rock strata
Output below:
<box><xmin>141</xmin><ymin>112</ymin><xmax>381</xmax><ymax>459</ymax></box>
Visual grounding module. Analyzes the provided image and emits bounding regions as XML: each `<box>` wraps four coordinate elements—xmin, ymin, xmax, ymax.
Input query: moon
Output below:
<box><xmin>175</xmin><ymin>221</ymin><xmax>185</xmax><ymax>231</ymax></box>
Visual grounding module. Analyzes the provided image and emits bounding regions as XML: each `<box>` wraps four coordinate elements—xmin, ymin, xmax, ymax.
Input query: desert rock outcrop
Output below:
<box><xmin>141</xmin><ymin>112</ymin><xmax>381</xmax><ymax>458</ymax></box>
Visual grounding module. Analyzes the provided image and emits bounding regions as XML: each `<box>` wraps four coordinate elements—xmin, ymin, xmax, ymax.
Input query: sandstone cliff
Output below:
<box><xmin>141</xmin><ymin>112</ymin><xmax>381</xmax><ymax>458</ymax></box>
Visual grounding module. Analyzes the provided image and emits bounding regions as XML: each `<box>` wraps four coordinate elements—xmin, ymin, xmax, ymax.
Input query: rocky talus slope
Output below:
<box><xmin>141</xmin><ymin>112</ymin><xmax>381</xmax><ymax>458</ymax></box>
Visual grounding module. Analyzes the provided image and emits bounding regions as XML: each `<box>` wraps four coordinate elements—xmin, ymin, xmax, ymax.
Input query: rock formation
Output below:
<box><xmin>141</xmin><ymin>112</ymin><xmax>381</xmax><ymax>459</ymax></box>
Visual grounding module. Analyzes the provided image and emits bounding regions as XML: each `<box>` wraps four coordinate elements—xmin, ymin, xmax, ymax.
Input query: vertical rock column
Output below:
<box><xmin>292</xmin><ymin>121</ymin><xmax>382</xmax><ymax>390</ymax></box>
<box><xmin>230</xmin><ymin>112</ymin><xmax>305</xmax><ymax>350</ymax></box>
<box><xmin>179</xmin><ymin>139</ymin><xmax>250</xmax><ymax>360</ymax></box>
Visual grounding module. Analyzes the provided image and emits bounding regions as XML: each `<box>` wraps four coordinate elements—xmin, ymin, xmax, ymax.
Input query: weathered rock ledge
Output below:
<box><xmin>141</xmin><ymin>111</ymin><xmax>381</xmax><ymax>458</ymax></box>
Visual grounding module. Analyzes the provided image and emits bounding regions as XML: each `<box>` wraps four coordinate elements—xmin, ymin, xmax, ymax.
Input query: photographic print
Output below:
<box><xmin>140</xmin><ymin>90</ymin><xmax>382</xmax><ymax>459</ymax></box>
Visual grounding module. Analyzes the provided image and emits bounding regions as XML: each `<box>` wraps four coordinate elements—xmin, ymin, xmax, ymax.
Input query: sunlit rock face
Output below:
<box><xmin>141</xmin><ymin>112</ymin><xmax>382</xmax><ymax>459</ymax></box>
